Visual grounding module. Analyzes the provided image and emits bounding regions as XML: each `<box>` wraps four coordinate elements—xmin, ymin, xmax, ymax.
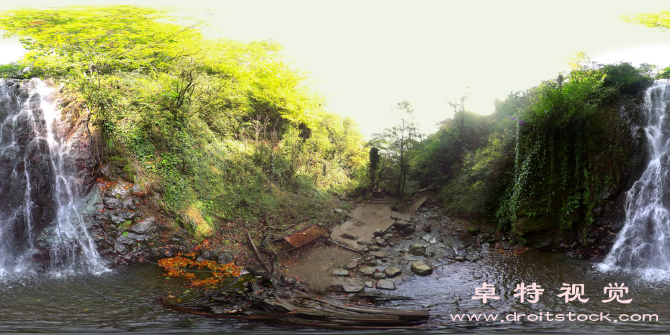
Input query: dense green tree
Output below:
<box><xmin>370</xmin><ymin>101</ymin><xmax>422</xmax><ymax>197</ymax></box>
<box><xmin>0</xmin><ymin>5</ymin><xmax>368</xmax><ymax>235</ymax></box>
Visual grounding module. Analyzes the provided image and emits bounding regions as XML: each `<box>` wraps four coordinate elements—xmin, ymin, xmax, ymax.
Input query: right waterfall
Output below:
<box><xmin>599</xmin><ymin>79</ymin><xmax>670</xmax><ymax>276</ymax></box>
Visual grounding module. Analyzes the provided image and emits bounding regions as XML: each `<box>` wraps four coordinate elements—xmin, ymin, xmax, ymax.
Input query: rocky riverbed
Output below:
<box><xmin>276</xmin><ymin>197</ymin><xmax>516</xmax><ymax>295</ymax></box>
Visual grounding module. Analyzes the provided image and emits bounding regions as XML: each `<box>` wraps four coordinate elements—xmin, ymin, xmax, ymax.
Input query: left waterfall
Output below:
<box><xmin>0</xmin><ymin>78</ymin><xmax>106</xmax><ymax>276</ymax></box>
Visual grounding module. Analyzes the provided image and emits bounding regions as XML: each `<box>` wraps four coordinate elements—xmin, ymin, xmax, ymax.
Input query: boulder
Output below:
<box><xmin>357</xmin><ymin>265</ymin><xmax>376</xmax><ymax>276</ymax></box>
<box><xmin>247</xmin><ymin>264</ymin><xmax>268</xmax><ymax>277</ymax></box>
<box><xmin>345</xmin><ymin>260</ymin><xmax>358</xmax><ymax>269</ymax></box>
<box><xmin>376</xmin><ymin>279</ymin><xmax>396</xmax><ymax>290</ymax></box>
<box><xmin>394</xmin><ymin>221</ymin><xmax>416</xmax><ymax>234</ymax></box>
<box><xmin>129</xmin><ymin>217</ymin><xmax>156</xmax><ymax>233</ymax></box>
<box><xmin>383</xmin><ymin>266</ymin><xmax>402</xmax><ymax>278</ymax></box>
<box><xmin>409</xmin><ymin>242</ymin><xmax>426</xmax><ymax>256</ymax></box>
<box><xmin>372</xmin><ymin>272</ymin><xmax>387</xmax><ymax>279</ymax></box>
<box><xmin>369</xmin><ymin>251</ymin><xmax>388</xmax><ymax>259</ymax></box>
<box><xmin>341</xmin><ymin>232</ymin><xmax>358</xmax><ymax>240</ymax></box>
<box><xmin>342</xmin><ymin>279</ymin><xmax>365</xmax><ymax>293</ymax></box>
<box><xmin>411</xmin><ymin>261</ymin><xmax>433</xmax><ymax>276</ymax></box>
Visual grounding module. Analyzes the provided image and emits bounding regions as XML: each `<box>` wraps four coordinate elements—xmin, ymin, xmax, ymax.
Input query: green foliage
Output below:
<box><xmin>0</xmin><ymin>63</ymin><xmax>30</xmax><ymax>78</ymax></box>
<box><xmin>370</xmin><ymin>101</ymin><xmax>422</xmax><ymax>197</ymax></box>
<box><xmin>503</xmin><ymin>62</ymin><xmax>643</xmax><ymax>237</ymax></box>
<box><xmin>412</xmin><ymin>96</ymin><xmax>517</xmax><ymax>220</ymax></box>
<box><xmin>657</xmin><ymin>66</ymin><xmax>670</xmax><ymax>79</ymax></box>
<box><xmin>412</xmin><ymin>59</ymin><xmax>648</xmax><ymax>241</ymax></box>
<box><xmin>0</xmin><ymin>5</ymin><xmax>368</xmax><ymax>232</ymax></box>
<box><xmin>621</xmin><ymin>11</ymin><xmax>670</xmax><ymax>31</ymax></box>
<box><xmin>508</xmin><ymin>69</ymin><xmax>608</xmax><ymax>230</ymax></box>
<box><xmin>440</xmin><ymin>131</ymin><xmax>514</xmax><ymax>218</ymax></box>
<box><xmin>600</xmin><ymin>62</ymin><xmax>653</xmax><ymax>95</ymax></box>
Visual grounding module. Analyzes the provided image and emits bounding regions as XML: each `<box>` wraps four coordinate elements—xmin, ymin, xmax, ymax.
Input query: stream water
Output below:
<box><xmin>0</xmin><ymin>80</ymin><xmax>669</xmax><ymax>332</ymax></box>
<box><xmin>0</xmin><ymin>252</ymin><xmax>663</xmax><ymax>333</ymax></box>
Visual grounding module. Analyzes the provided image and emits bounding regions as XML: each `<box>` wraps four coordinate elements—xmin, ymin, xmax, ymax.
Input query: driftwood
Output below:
<box><xmin>352</xmin><ymin>292</ymin><xmax>414</xmax><ymax>304</ymax></box>
<box><xmin>159</xmin><ymin>283</ymin><xmax>429</xmax><ymax>330</ymax></box>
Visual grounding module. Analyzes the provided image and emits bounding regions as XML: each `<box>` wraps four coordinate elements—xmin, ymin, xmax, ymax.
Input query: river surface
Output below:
<box><xmin>0</xmin><ymin>252</ymin><xmax>666</xmax><ymax>333</ymax></box>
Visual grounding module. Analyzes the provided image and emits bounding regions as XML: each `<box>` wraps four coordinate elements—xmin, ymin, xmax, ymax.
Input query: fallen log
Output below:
<box><xmin>298</xmin><ymin>295</ymin><xmax>429</xmax><ymax>320</ymax></box>
<box><xmin>160</xmin><ymin>284</ymin><xmax>430</xmax><ymax>330</ymax></box>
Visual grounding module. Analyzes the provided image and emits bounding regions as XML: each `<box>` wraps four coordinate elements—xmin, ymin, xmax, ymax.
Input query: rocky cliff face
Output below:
<box><xmin>55</xmin><ymin>83</ymin><xmax>193</xmax><ymax>267</ymax></box>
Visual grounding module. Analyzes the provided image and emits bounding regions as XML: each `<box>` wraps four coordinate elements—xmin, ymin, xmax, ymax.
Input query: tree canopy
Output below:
<box><xmin>0</xmin><ymin>5</ymin><xmax>368</xmax><ymax>235</ymax></box>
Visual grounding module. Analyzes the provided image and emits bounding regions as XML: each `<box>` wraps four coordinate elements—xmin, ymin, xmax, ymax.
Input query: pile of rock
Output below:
<box><xmin>327</xmin><ymin>206</ymin><xmax>491</xmax><ymax>294</ymax></box>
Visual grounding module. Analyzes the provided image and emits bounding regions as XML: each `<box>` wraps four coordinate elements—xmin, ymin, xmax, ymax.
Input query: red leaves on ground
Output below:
<box><xmin>157</xmin><ymin>252</ymin><xmax>241</xmax><ymax>288</ymax></box>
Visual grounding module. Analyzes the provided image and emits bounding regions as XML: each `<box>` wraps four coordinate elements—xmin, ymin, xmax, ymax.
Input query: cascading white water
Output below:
<box><xmin>599</xmin><ymin>79</ymin><xmax>670</xmax><ymax>279</ymax></box>
<box><xmin>0</xmin><ymin>78</ymin><xmax>106</xmax><ymax>276</ymax></box>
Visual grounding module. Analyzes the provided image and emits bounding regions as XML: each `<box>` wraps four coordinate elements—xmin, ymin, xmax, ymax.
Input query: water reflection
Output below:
<box><xmin>387</xmin><ymin>251</ymin><xmax>668</xmax><ymax>332</ymax></box>
<box><xmin>0</xmin><ymin>253</ymin><xmax>666</xmax><ymax>332</ymax></box>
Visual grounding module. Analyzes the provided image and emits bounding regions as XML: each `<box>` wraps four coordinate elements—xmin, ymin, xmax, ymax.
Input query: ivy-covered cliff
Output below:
<box><xmin>410</xmin><ymin>61</ymin><xmax>653</xmax><ymax>257</ymax></box>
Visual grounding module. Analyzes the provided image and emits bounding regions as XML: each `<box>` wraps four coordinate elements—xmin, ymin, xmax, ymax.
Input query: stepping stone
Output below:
<box><xmin>383</xmin><ymin>266</ymin><xmax>402</xmax><ymax>278</ymax></box>
<box><xmin>409</xmin><ymin>242</ymin><xmax>426</xmax><ymax>256</ymax></box>
<box><xmin>376</xmin><ymin>279</ymin><xmax>396</xmax><ymax>290</ymax></box>
<box><xmin>358</xmin><ymin>265</ymin><xmax>376</xmax><ymax>275</ymax></box>
<box><xmin>373</xmin><ymin>272</ymin><xmax>387</xmax><ymax>279</ymax></box>
<box><xmin>345</xmin><ymin>260</ymin><xmax>358</xmax><ymax>270</ymax></box>
<box><xmin>342</xmin><ymin>279</ymin><xmax>365</xmax><ymax>293</ymax></box>
<box><xmin>411</xmin><ymin>261</ymin><xmax>433</xmax><ymax>276</ymax></box>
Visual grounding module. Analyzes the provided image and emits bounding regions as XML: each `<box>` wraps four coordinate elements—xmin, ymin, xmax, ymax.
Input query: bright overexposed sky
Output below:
<box><xmin>2</xmin><ymin>1</ymin><xmax>670</xmax><ymax>139</ymax></box>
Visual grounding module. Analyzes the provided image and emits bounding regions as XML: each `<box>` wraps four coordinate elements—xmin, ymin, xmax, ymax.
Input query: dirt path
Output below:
<box><xmin>281</xmin><ymin>245</ymin><xmax>358</xmax><ymax>292</ymax></box>
<box><xmin>329</xmin><ymin>197</ymin><xmax>426</xmax><ymax>251</ymax></box>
